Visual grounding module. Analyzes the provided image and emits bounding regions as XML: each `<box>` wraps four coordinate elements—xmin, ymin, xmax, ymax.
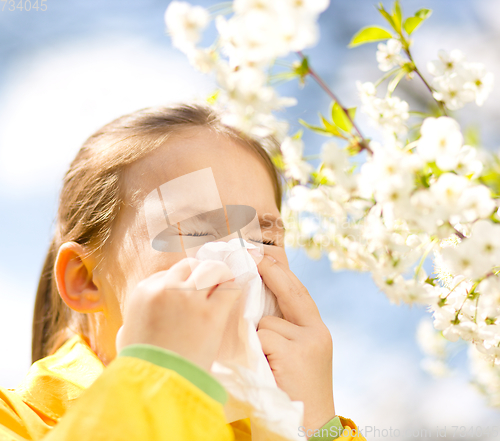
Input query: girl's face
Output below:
<box><xmin>89</xmin><ymin>126</ymin><xmax>286</xmax><ymax>363</ymax></box>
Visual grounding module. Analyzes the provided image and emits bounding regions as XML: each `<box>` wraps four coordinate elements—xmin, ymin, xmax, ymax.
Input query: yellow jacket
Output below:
<box><xmin>0</xmin><ymin>335</ymin><xmax>365</xmax><ymax>440</ymax></box>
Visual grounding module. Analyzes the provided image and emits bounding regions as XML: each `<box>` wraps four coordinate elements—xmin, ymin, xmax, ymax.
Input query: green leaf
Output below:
<box><xmin>311</xmin><ymin>170</ymin><xmax>330</xmax><ymax>186</ymax></box>
<box><xmin>425</xmin><ymin>277</ymin><xmax>436</xmax><ymax>287</ymax></box>
<box><xmin>403</xmin><ymin>17</ymin><xmax>422</xmax><ymax>35</ymax></box>
<box><xmin>415</xmin><ymin>8</ymin><xmax>432</xmax><ymax>19</ymax></box>
<box><xmin>206</xmin><ymin>89</ymin><xmax>220</xmax><ymax>104</ymax></box>
<box><xmin>269</xmin><ymin>72</ymin><xmax>300</xmax><ymax>83</ymax></box>
<box><xmin>437</xmin><ymin>297</ymin><xmax>447</xmax><ymax>307</ymax></box>
<box><xmin>387</xmin><ymin>69</ymin><xmax>406</xmax><ymax>94</ymax></box>
<box><xmin>392</xmin><ymin>0</ymin><xmax>403</xmax><ymax>31</ymax></box>
<box><xmin>299</xmin><ymin>119</ymin><xmax>333</xmax><ymax>136</ymax></box>
<box><xmin>376</xmin><ymin>3</ymin><xmax>396</xmax><ymax>30</ymax></box>
<box><xmin>409</xmin><ymin>110</ymin><xmax>432</xmax><ymax>117</ymax></box>
<box><xmin>293</xmin><ymin>56</ymin><xmax>310</xmax><ymax>78</ymax></box>
<box><xmin>320</xmin><ymin>114</ymin><xmax>342</xmax><ymax>136</ymax></box>
<box><xmin>331</xmin><ymin>102</ymin><xmax>353</xmax><ymax>133</ymax></box>
<box><xmin>479</xmin><ymin>170</ymin><xmax>500</xmax><ymax>198</ymax></box>
<box><xmin>346</xmin><ymin>141</ymin><xmax>362</xmax><ymax>156</ymax></box>
<box><xmin>427</xmin><ymin>161</ymin><xmax>445</xmax><ymax>178</ymax></box>
<box><xmin>348</xmin><ymin>26</ymin><xmax>393</xmax><ymax>48</ymax></box>
<box><xmin>292</xmin><ymin>129</ymin><xmax>303</xmax><ymax>140</ymax></box>
<box><xmin>464</xmin><ymin>125</ymin><xmax>481</xmax><ymax>147</ymax></box>
<box><xmin>403</xmin><ymin>9</ymin><xmax>432</xmax><ymax>35</ymax></box>
<box><xmin>271</xmin><ymin>153</ymin><xmax>285</xmax><ymax>171</ymax></box>
<box><xmin>348</xmin><ymin>107</ymin><xmax>357</xmax><ymax>121</ymax></box>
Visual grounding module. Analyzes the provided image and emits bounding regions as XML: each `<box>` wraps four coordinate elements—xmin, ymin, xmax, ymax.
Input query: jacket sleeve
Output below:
<box><xmin>0</xmin><ymin>349</ymin><xmax>235</xmax><ymax>441</ymax></box>
<box><xmin>121</xmin><ymin>347</ymin><xmax>367</xmax><ymax>441</ymax></box>
<box><xmin>0</xmin><ymin>343</ymin><xmax>365</xmax><ymax>441</ymax></box>
<box><xmin>307</xmin><ymin>415</ymin><xmax>344</xmax><ymax>440</ymax></box>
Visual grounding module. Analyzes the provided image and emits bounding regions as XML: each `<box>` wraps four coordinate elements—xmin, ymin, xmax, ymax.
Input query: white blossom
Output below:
<box><xmin>428</xmin><ymin>50</ymin><xmax>493</xmax><ymax>110</ymax></box>
<box><xmin>281</xmin><ymin>136</ymin><xmax>304</xmax><ymax>163</ymax></box>
<box><xmin>320</xmin><ymin>141</ymin><xmax>349</xmax><ymax>183</ymax></box>
<box><xmin>321</xmin><ymin>141</ymin><xmax>348</xmax><ymax>169</ymax></box>
<box><xmin>186</xmin><ymin>48</ymin><xmax>217</xmax><ymax>73</ymax></box>
<box><xmin>376</xmin><ymin>39</ymin><xmax>404</xmax><ymax>72</ymax></box>
<box><xmin>356</xmin><ymin>81</ymin><xmax>377</xmax><ymax>103</ymax></box>
<box><xmin>456</xmin><ymin>321</ymin><xmax>480</xmax><ymax>342</ymax></box>
<box><xmin>287</xmin><ymin>185</ymin><xmax>343</xmax><ymax>218</ymax></box>
<box><xmin>468</xmin><ymin>220</ymin><xmax>500</xmax><ymax>268</ymax></box>
<box><xmin>360</xmin><ymin>93</ymin><xmax>410</xmax><ymax>135</ymax></box>
<box><xmin>441</xmin><ymin>237</ymin><xmax>488</xmax><ymax>281</ymax></box>
<box><xmin>432</xmin><ymin>73</ymin><xmax>475</xmax><ymax>111</ymax></box>
<box><xmin>284</xmin><ymin>161</ymin><xmax>314</xmax><ymax>185</ymax></box>
<box><xmin>217</xmin><ymin>0</ymin><xmax>328</xmax><ymax>67</ymax></box>
<box><xmin>417</xmin><ymin>117</ymin><xmax>463</xmax><ymax>170</ymax></box>
<box><xmin>477</xmin><ymin>276</ymin><xmax>500</xmax><ymax>320</ymax></box>
<box><xmin>280</xmin><ymin>136</ymin><xmax>313</xmax><ymax>184</ymax></box>
<box><xmin>427</xmin><ymin>49</ymin><xmax>465</xmax><ymax>77</ymax></box>
<box><xmin>455</xmin><ymin>145</ymin><xmax>483</xmax><ymax>178</ymax></box>
<box><xmin>433</xmin><ymin>305</ymin><xmax>460</xmax><ymax>342</ymax></box>
<box><xmin>165</xmin><ymin>1</ymin><xmax>209</xmax><ymax>52</ymax></box>
<box><xmin>373</xmin><ymin>274</ymin><xmax>436</xmax><ymax>305</ymax></box>
<box><xmin>458</xmin><ymin>187</ymin><xmax>495</xmax><ymax>222</ymax></box>
<box><xmin>469</xmin><ymin>346</ymin><xmax>500</xmax><ymax>406</ymax></box>
<box><xmin>462</xmin><ymin>62</ymin><xmax>495</xmax><ymax>106</ymax></box>
<box><xmin>359</xmin><ymin>144</ymin><xmax>414</xmax><ymax>198</ymax></box>
<box><xmin>408</xmin><ymin>190</ymin><xmax>440</xmax><ymax>232</ymax></box>
<box><xmin>165</xmin><ymin>0</ymin><xmax>500</xmax><ymax>406</ymax></box>
<box><xmin>430</xmin><ymin>173</ymin><xmax>469</xmax><ymax>220</ymax></box>
<box><xmin>233</xmin><ymin>0</ymin><xmax>276</xmax><ymax>14</ymax></box>
<box><xmin>478</xmin><ymin>276</ymin><xmax>500</xmax><ymax>300</ymax></box>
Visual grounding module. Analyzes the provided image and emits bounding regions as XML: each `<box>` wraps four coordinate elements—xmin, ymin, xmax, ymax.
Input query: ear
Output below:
<box><xmin>54</xmin><ymin>242</ymin><xmax>104</xmax><ymax>313</ymax></box>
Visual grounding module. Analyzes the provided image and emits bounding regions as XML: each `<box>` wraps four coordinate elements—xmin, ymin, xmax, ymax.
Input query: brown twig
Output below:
<box><xmin>297</xmin><ymin>51</ymin><xmax>373</xmax><ymax>155</ymax></box>
<box><xmin>403</xmin><ymin>48</ymin><xmax>448</xmax><ymax>116</ymax></box>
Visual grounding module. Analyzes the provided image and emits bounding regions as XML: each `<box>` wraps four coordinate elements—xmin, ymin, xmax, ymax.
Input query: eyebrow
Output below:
<box><xmin>257</xmin><ymin>214</ymin><xmax>286</xmax><ymax>233</ymax></box>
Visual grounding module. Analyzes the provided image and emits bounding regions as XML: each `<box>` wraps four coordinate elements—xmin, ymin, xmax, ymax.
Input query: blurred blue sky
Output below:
<box><xmin>1</xmin><ymin>0</ymin><xmax>500</xmax><ymax>437</ymax></box>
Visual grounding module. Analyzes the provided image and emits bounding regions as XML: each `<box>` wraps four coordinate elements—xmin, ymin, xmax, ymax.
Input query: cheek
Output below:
<box><xmin>111</xmin><ymin>248</ymin><xmax>188</xmax><ymax>311</ymax></box>
<box><xmin>129</xmin><ymin>251</ymin><xmax>187</xmax><ymax>288</ymax></box>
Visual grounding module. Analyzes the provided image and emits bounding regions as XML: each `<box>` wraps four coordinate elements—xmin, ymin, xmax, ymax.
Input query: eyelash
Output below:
<box><xmin>183</xmin><ymin>231</ymin><xmax>275</xmax><ymax>246</ymax></box>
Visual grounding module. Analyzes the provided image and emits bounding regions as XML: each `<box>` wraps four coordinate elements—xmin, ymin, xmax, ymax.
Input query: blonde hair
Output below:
<box><xmin>32</xmin><ymin>103</ymin><xmax>283</xmax><ymax>363</ymax></box>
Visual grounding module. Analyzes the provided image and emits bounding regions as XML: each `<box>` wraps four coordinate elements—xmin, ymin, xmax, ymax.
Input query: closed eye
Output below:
<box><xmin>184</xmin><ymin>231</ymin><xmax>275</xmax><ymax>246</ymax></box>
<box><xmin>249</xmin><ymin>238</ymin><xmax>275</xmax><ymax>246</ymax></box>
<box><xmin>181</xmin><ymin>231</ymin><xmax>210</xmax><ymax>237</ymax></box>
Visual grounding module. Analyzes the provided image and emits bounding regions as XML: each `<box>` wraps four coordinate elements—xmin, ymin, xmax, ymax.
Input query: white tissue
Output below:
<box><xmin>195</xmin><ymin>237</ymin><xmax>304</xmax><ymax>441</ymax></box>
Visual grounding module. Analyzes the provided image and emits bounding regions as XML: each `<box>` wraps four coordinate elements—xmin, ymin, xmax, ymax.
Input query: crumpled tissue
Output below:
<box><xmin>195</xmin><ymin>237</ymin><xmax>304</xmax><ymax>441</ymax></box>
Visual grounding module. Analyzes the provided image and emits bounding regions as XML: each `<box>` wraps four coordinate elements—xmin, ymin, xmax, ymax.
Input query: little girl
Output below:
<box><xmin>0</xmin><ymin>104</ymin><xmax>365</xmax><ymax>440</ymax></box>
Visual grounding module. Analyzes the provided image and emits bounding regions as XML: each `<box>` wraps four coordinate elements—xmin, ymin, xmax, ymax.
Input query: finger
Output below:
<box><xmin>186</xmin><ymin>260</ymin><xmax>235</xmax><ymax>293</ymax></box>
<box><xmin>115</xmin><ymin>325</ymin><xmax>125</xmax><ymax>353</ymax></box>
<box><xmin>250</xmin><ymin>253</ymin><xmax>320</xmax><ymax>327</ymax></box>
<box><xmin>151</xmin><ymin>257</ymin><xmax>201</xmax><ymax>283</ymax></box>
<box><xmin>257</xmin><ymin>328</ymin><xmax>289</xmax><ymax>356</ymax></box>
<box><xmin>207</xmin><ymin>280</ymin><xmax>242</xmax><ymax>310</ymax></box>
<box><xmin>257</xmin><ymin>315</ymin><xmax>299</xmax><ymax>340</ymax></box>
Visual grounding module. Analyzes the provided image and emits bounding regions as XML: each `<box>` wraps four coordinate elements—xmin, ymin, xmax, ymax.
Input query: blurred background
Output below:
<box><xmin>1</xmin><ymin>0</ymin><xmax>500</xmax><ymax>438</ymax></box>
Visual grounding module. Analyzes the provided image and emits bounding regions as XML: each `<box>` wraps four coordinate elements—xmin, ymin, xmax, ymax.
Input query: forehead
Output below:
<box><xmin>122</xmin><ymin>126</ymin><xmax>279</xmax><ymax>215</ymax></box>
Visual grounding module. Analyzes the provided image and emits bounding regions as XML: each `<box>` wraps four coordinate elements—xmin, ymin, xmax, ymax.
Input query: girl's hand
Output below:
<box><xmin>249</xmin><ymin>250</ymin><xmax>335</xmax><ymax>434</ymax></box>
<box><xmin>116</xmin><ymin>257</ymin><xmax>242</xmax><ymax>372</ymax></box>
